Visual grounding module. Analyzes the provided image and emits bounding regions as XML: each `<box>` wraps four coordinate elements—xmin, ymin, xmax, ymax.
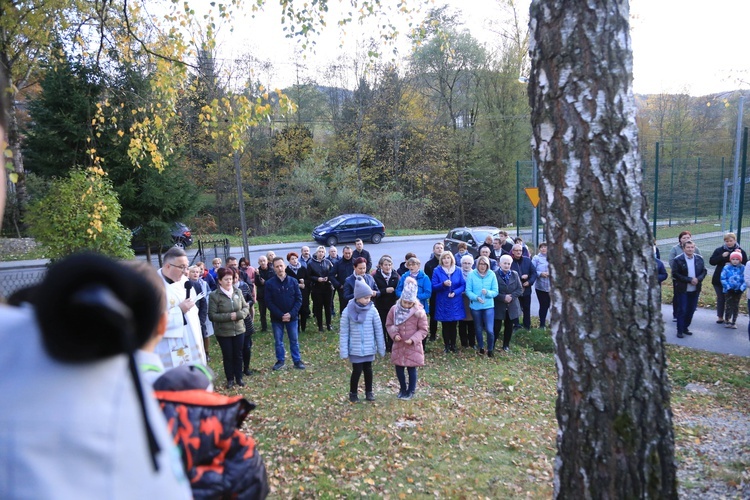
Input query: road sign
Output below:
<box><xmin>525</xmin><ymin>187</ymin><xmax>540</xmax><ymax>208</ymax></box>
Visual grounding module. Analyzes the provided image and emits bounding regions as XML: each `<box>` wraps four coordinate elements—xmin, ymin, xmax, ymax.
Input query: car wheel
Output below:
<box><xmin>326</xmin><ymin>236</ymin><xmax>338</xmax><ymax>247</ymax></box>
<box><xmin>174</xmin><ymin>239</ymin><xmax>186</xmax><ymax>249</ymax></box>
<box><xmin>371</xmin><ymin>233</ymin><xmax>382</xmax><ymax>244</ymax></box>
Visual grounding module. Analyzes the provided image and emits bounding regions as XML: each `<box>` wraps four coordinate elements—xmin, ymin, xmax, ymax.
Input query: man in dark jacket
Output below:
<box><xmin>265</xmin><ymin>257</ymin><xmax>306</xmax><ymax>370</ymax></box>
<box><xmin>352</xmin><ymin>239</ymin><xmax>373</xmax><ymax>273</ymax></box>
<box><xmin>672</xmin><ymin>240</ymin><xmax>707</xmax><ymax>338</ymax></box>
<box><xmin>510</xmin><ymin>243</ymin><xmax>538</xmax><ymax>330</ymax></box>
<box><xmin>423</xmin><ymin>242</ymin><xmax>444</xmax><ymax>342</ymax></box>
<box><xmin>331</xmin><ymin>246</ymin><xmax>355</xmax><ymax>314</ymax></box>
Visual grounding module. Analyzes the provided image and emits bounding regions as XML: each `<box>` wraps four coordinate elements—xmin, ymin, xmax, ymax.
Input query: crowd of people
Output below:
<box><xmin>668</xmin><ymin>230</ymin><xmax>750</xmax><ymax>339</ymax></box>
<box><xmin>173</xmin><ymin>236</ymin><xmax>553</xmax><ymax>402</ymax></box>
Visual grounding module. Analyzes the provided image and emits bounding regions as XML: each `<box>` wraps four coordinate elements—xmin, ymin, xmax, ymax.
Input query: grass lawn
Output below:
<box><xmin>209</xmin><ymin>319</ymin><xmax>750</xmax><ymax>498</ymax></box>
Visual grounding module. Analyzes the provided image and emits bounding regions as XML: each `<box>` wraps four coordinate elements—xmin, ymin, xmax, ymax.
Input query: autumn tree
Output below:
<box><xmin>409</xmin><ymin>6</ymin><xmax>487</xmax><ymax>225</ymax></box>
<box><xmin>528</xmin><ymin>0</ymin><xmax>677</xmax><ymax>497</ymax></box>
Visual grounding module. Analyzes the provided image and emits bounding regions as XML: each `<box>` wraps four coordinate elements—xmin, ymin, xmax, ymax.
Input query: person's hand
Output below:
<box><xmin>386</xmin><ymin>287</ymin><xmax>394</xmax><ymax>294</ymax></box>
<box><xmin>521</xmin><ymin>274</ymin><xmax>528</xmax><ymax>280</ymax></box>
<box><xmin>405</xmin><ymin>338</ymin><xmax>414</xmax><ymax>345</ymax></box>
<box><xmin>504</xmin><ymin>294</ymin><xmax>512</xmax><ymax>303</ymax></box>
<box><xmin>282</xmin><ymin>312</ymin><xmax>291</xmax><ymax>322</ymax></box>
<box><xmin>178</xmin><ymin>299</ymin><xmax>195</xmax><ymax>313</ymax></box>
<box><xmin>448</xmin><ymin>292</ymin><xmax>455</xmax><ymax>298</ymax></box>
<box><xmin>523</xmin><ymin>281</ymin><xmax>530</xmax><ymax>287</ymax></box>
<box><xmin>481</xmin><ymin>289</ymin><xmax>487</xmax><ymax>295</ymax></box>
<box><xmin>394</xmin><ymin>334</ymin><xmax>402</xmax><ymax>342</ymax></box>
<box><xmin>477</xmin><ymin>297</ymin><xmax>485</xmax><ymax>304</ymax></box>
<box><xmin>690</xmin><ymin>278</ymin><xmax>698</xmax><ymax>285</ymax></box>
<box><xmin>444</xmin><ymin>279</ymin><xmax>451</xmax><ymax>287</ymax></box>
<box><xmin>723</xmin><ymin>251</ymin><xmax>730</xmax><ymax>258</ymax></box>
<box><xmin>371</xmin><ymin>291</ymin><xmax>378</xmax><ymax>297</ymax></box>
<box><xmin>230</xmin><ymin>312</ymin><xmax>237</xmax><ymax>321</ymax></box>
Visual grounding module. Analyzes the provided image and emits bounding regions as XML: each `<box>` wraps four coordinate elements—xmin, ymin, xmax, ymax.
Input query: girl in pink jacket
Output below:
<box><xmin>386</xmin><ymin>277</ymin><xmax>429</xmax><ymax>400</ymax></box>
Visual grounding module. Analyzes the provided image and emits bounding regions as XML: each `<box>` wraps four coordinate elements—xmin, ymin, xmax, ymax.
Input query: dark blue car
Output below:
<box><xmin>312</xmin><ymin>214</ymin><xmax>385</xmax><ymax>246</ymax></box>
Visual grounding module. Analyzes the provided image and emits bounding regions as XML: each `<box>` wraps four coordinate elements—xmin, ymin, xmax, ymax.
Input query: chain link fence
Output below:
<box><xmin>516</xmin><ymin>144</ymin><xmax>749</xmax><ymax>270</ymax></box>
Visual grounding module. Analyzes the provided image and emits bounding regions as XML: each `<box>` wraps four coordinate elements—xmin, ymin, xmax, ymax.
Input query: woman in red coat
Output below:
<box><xmin>386</xmin><ymin>277</ymin><xmax>429</xmax><ymax>400</ymax></box>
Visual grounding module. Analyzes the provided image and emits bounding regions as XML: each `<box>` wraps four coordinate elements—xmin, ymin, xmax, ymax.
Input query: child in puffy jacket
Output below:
<box><xmin>386</xmin><ymin>277</ymin><xmax>429</xmax><ymax>400</ymax></box>
<box><xmin>339</xmin><ymin>277</ymin><xmax>385</xmax><ymax>403</ymax></box>
<box><xmin>720</xmin><ymin>250</ymin><xmax>746</xmax><ymax>328</ymax></box>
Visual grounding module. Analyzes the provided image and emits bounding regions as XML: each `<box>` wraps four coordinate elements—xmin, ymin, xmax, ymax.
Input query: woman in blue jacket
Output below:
<box><xmin>465</xmin><ymin>256</ymin><xmax>499</xmax><ymax>356</ymax></box>
<box><xmin>431</xmin><ymin>251</ymin><xmax>466</xmax><ymax>353</ymax></box>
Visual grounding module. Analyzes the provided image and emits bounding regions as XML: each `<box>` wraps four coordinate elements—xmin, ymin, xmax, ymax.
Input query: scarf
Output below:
<box><xmin>499</xmin><ymin>269</ymin><xmax>512</xmax><ymax>285</ymax></box>
<box><xmin>288</xmin><ymin>261</ymin><xmax>301</xmax><ymax>274</ymax></box>
<box><xmin>441</xmin><ymin>264</ymin><xmax>456</xmax><ymax>276</ymax></box>
<box><xmin>220</xmin><ymin>285</ymin><xmax>234</xmax><ymax>299</ymax></box>
<box><xmin>393</xmin><ymin>300</ymin><xmax>416</xmax><ymax>325</ymax></box>
<box><xmin>380</xmin><ymin>269</ymin><xmax>392</xmax><ymax>282</ymax></box>
<box><xmin>346</xmin><ymin>298</ymin><xmax>373</xmax><ymax>323</ymax></box>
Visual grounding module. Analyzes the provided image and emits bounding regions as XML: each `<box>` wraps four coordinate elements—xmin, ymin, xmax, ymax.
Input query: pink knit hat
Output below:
<box><xmin>730</xmin><ymin>251</ymin><xmax>743</xmax><ymax>262</ymax></box>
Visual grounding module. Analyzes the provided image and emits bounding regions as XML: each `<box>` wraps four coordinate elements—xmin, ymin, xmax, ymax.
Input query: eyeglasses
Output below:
<box><xmin>169</xmin><ymin>263</ymin><xmax>189</xmax><ymax>271</ymax></box>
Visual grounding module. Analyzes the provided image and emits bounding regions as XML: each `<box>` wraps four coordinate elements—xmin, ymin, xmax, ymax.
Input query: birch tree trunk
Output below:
<box><xmin>527</xmin><ymin>1</ymin><xmax>678</xmax><ymax>498</ymax></box>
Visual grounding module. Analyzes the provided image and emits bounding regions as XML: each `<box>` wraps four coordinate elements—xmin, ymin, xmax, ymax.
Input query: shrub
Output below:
<box><xmin>27</xmin><ymin>168</ymin><xmax>134</xmax><ymax>261</ymax></box>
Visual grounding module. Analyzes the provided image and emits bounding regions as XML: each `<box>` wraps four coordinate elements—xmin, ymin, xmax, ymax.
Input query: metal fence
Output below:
<box><xmin>515</xmin><ymin>133</ymin><xmax>750</xmax><ymax>258</ymax></box>
<box><xmin>0</xmin><ymin>270</ymin><xmax>45</xmax><ymax>300</ymax></box>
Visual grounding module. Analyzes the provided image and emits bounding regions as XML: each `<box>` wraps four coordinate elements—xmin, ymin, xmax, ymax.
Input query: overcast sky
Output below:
<box><xmin>204</xmin><ymin>0</ymin><xmax>750</xmax><ymax>96</ymax></box>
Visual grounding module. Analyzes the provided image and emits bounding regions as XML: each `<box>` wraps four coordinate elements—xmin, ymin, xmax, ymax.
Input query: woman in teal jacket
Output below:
<box><xmin>464</xmin><ymin>256</ymin><xmax>499</xmax><ymax>356</ymax></box>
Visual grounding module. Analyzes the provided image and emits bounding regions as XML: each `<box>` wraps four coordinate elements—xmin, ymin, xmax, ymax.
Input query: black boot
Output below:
<box><xmin>349</xmin><ymin>392</ymin><xmax>360</xmax><ymax>403</ymax></box>
<box><xmin>365</xmin><ymin>391</ymin><xmax>375</xmax><ymax>401</ymax></box>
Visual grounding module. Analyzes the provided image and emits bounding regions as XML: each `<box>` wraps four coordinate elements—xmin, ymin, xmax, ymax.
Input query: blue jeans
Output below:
<box><xmin>675</xmin><ymin>291</ymin><xmax>699</xmax><ymax>334</ymax></box>
<box><xmin>471</xmin><ymin>308</ymin><xmax>495</xmax><ymax>351</ymax></box>
<box><xmin>272</xmin><ymin>320</ymin><xmax>301</xmax><ymax>363</ymax></box>
<box><xmin>395</xmin><ymin>366</ymin><xmax>418</xmax><ymax>394</ymax></box>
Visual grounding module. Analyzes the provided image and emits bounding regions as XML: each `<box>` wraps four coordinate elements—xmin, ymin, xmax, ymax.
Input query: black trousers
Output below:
<box><xmin>458</xmin><ymin>320</ymin><xmax>475</xmax><ymax>347</ymax></box>
<box><xmin>519</xmin><ymin>294</ymin><xmax>532</xmax><ymax>329</ymax></box>
<box><xmin>216</xmin><ymin>333</ymin><xmax>244</xmax><ymax>383</ymax></box>
<box><xmin>494</xmin><ymin>312</ymin><xmax>515</xmax><ymax>349</ymax></box>
<box><xmin>536</xmin><ymin>289</ymin><xmax>550</xmax><ymax>328</ymax></box>
<box><xmin>312</xmin><ymin>285</ymin><xmax>333</xmax><ymax>329</ymax></box>
<box><xmin>442</xmin><ymin>321</ymin><xmax>457</xmax><ymax>349</ymax></box>
<box><xmin>257</xmin><ymin>297</ymin><xmax>268</xmax><ymax>330</ymax></box>
<box><xmin>242</xmin><ymin>330</ymin><xmax>253</xmax><ymax>370</ymax></box>
<box><xmin>350</xmin><ymin>361</ymin><xmax>373</xmax><ymax>393</ymax></box>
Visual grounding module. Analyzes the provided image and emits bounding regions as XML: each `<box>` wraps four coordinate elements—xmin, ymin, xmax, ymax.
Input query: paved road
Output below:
<box><xmin>2</xmin><ymin>233</ymin><xmax>748</xmax><ymax>356</ymax></box>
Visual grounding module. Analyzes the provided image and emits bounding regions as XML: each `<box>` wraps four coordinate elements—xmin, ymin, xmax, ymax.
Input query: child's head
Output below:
<box><xmin>400</xmin><ymin>277</ymin><xmax>419</xmax><ymax>309</ymax></box>
<box><xmin>353</xmin><ymin>277</ymin><xmax>373</xmax><ymax>304</ymax></box>
<box><xmin>730</xmin><ymin>251</ymin><xmax>743</xmax><ymax>265</ymax></box>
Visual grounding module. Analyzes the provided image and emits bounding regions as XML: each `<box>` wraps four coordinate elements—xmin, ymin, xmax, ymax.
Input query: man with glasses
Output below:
<box><xmin>156</xmin><ymin>247</ymin><xmax>206</xmax><ymax>368</ymax></box>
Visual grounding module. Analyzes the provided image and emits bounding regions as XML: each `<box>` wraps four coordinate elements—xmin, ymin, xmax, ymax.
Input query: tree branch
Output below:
<box><xmin>121</xmin><ymin>0</ymin><xmax>198</xmax><ymax>70</ymax></box>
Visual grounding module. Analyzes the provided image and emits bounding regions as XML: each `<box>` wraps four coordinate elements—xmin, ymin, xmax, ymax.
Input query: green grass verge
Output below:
<box><xmin>207</xmin><ymin>317</ymin><xmax>749</xmax><ymax>497</ymax></box>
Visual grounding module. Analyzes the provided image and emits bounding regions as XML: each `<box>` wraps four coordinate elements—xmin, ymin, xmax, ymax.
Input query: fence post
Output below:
<box><xmin>669</xmin><ymin>158</ymin><xmax>675</xmax><ymax>226</ymax></box>
<box><xmin>653</xmin><ymin>142</ymin><xmax>659</xmax><ymax>238</ymax></box>
<box><xmin>694</xmin><ymin>158</ymin><xmax>701</xmax><ymax>223</ymax></box>
<box><xmin>737</xmin><ymin>128</ymin><xmax>748</xmax><ymax>246</ymax></box>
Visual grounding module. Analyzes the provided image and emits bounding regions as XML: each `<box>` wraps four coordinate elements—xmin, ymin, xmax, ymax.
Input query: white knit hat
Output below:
<box><xmin>401</xmin><ymin>277</ymin><xmax>418</xmax><ymax>303</ymax></box>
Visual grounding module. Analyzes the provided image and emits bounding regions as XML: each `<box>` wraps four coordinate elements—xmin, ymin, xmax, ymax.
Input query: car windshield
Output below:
<box><xmin>324</xmin><ymin>216</ymin><xmax>348</xmax><ymax>227</ymax></box>
<box><xmin>472</xmin><ymin>229</ymin><xmax>498</xmax><ymax>244</ymax></box>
